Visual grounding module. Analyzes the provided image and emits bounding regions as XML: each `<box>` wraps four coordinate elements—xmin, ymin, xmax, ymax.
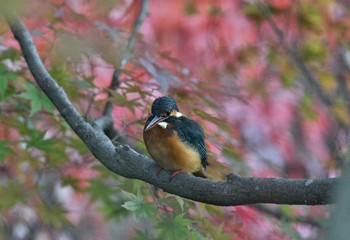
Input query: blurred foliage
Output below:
<box><xmin>0</xmin><ymin>0</ymin><xmax>348</xmax><ymax>239</ymax></box>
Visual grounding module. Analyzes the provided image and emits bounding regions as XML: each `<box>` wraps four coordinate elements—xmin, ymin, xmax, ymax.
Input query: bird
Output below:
<box><xmin>143</xmin><ymin>96</ymin><xmax>208</xmax><ymax>178</ymax></box>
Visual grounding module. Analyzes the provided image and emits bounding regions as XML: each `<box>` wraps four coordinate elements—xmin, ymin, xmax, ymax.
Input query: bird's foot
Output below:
<box><xmin>169</xmin><ymin>170</ymin><xmax>184</xmax><ymax>181</ymax></box>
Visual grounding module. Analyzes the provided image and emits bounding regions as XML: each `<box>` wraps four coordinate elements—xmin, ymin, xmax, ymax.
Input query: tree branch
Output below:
<box><xmin>256</xmin><ymin>1</ymin><xmax>333</xmax><ymax>107</ymax></box>
<box><xmin>325</xmin><ymin>163</ymin><xmax>350</xmax><ymax>239</ymax></box>
<box><xmin>102</xmin><ymin>0</ymin><xmax>150</xmax><ymax>117</ymax></box>
<box><xmin>98</xmin><ymin>0</ymin><xmax>150</xmax><ymax>147</ymax></box>
<box><xmin>253</xmin><ymin>204</ymin><xmax>322</xmax><ymax>227</ymax></box>
<box><xmin>7</xmin><ymin>13</ymin><xmax>339</xmax><ymax>206</ymax></box>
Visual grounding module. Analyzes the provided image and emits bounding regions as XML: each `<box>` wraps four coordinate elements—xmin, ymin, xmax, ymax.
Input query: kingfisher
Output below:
<box><xmin>143</xmin><ymin>96</ymin><xmax>208</xmax><ymax>178</ymax></box>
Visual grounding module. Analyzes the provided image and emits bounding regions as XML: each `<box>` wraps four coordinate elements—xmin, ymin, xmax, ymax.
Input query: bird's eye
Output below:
<box><xmin>166</xmin><ymin>111</ymin><xmax>171</xmax><ymax>116</ymax></box>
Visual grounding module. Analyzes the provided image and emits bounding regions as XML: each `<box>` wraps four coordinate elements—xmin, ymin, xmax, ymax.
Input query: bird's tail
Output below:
<box><xmin>193</xmin><ymin>167</ymin><xmax>208</xmax><ymax>178</ymax></box>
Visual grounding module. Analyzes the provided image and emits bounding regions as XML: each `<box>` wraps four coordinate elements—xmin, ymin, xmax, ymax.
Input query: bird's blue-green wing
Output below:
<box><xmin>167</xmin><ymin>116</ymin><xmax>208</xmax><ymax>168</ymax></box>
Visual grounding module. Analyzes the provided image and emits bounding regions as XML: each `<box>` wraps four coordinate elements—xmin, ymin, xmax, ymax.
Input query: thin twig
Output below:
<box><xmin>253</xmin><ymin>204</ymin><xmax>322</xmax><ymax>228</ymax></box>
<box><xmin>102</xmin><ymin>0</ymin><xmax>150</xmax><ymax>117</ymax></box>
<box><xmin>256</xmin><ymin>1</ymin><xmax>332</xmax><ymax>106</ymax></box>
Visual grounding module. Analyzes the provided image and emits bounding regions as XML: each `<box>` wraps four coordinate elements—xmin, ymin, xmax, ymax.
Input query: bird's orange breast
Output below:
<box><xmin>143</xmin><ymin>124</ymin><xmax>202</xmax><ymax>173</ymax></box>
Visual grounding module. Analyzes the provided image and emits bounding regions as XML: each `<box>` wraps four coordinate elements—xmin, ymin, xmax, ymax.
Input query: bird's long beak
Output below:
<box><xmin>145</xmin><ymin>116</ymin><xmax>165</xmax><ymax>131</ymax></box>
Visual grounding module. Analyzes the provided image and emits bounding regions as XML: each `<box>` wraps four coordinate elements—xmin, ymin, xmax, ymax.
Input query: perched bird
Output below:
<box><xmin>143</xmin><ymin>96</ymin><xmax>208</xmax><ymax>178</ymax></box>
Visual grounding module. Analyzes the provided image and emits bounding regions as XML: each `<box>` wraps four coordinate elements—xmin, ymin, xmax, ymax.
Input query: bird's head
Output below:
<box><xmin>144</xmin><ymin>96</ymin><xmax>182</xmax><ymax>131</ymax></box>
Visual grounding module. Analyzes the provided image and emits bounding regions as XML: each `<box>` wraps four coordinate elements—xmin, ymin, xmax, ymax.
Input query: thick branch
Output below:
<box><xmin>7</xmin><ymin>14</ymin><xmax>339</xmax><ymax>206</ymax></box>
<box><xmin>114</xmin><ymin>145</ymin><xmax>338</xmax><ymax>206</ymax></box>
<box><xmin>6</xmin><ymin>14</ymin><xmax>116</xmax><ymax>166</ymax></box>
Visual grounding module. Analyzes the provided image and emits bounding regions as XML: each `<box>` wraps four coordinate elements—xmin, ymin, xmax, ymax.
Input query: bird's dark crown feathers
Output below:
<box><xmin>151</xmin><ymin>96</ymin><xmax>179</xmax><ymax>116</ymax></box>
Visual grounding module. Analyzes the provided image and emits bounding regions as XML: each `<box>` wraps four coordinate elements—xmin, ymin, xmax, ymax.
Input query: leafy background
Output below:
<box><xmin>0</xmin><ymin>0</ymin><xmax>349</xmax><ymax>239</ymax></box>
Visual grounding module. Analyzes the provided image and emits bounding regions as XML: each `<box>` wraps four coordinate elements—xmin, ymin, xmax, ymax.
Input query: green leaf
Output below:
<box><xmin>243</xmin><ymin>4</ymin><xmax>265</xmax><ymax>21</ymax></box>
<box><xmin>49</xmin><ymin>65</ymin><xmax>72</xmax><ymax>82</ymax></box>
<box><xmin>0</xmin><ymin>64</ymin><xmax>17</xmax><ymax>100</ymax></box>
<box><xmin>0</xmin><ymin>180</ymin><xmax>28</xmax><ymax>210</ymax></box>
<box><xmin>280</xmin><ymin>220</ymin><xmax>302</xmax><ymax>239</ymax></box>
<box><xmin>165</xmin><ymin>194</ymin><xmax>184</xmax><ymax>211</ymax></box>
<box><xmin>198</xmin><ymin>218</ymin><xmax>231</xmax><ymax>240</ymax></box>
<box><xmin>122</xmin><ymin>200</ymin><xmax>142</xmax><ymax>211</ymax></box>
<box><xmin>122</xmin><ymin>190</ymin><xmax>141</xmax><ymax>201</ymax></box>
<box><xmin>0</xmin><ymin>48</ymin><xmax>21</xmax><ymax>61</ymax></box>
<box><xmin>121</xmin><ymin>190</ymin><xmax>158</xmax><ymax>220</ymax></box>
<box><xmin>333</xmin><ymin>101</ymin><xmax>350</xmax><ymax>126</ymax></box>
<box><xmin>24</xmin><ymin>131</ymin><xmax>56</xmax><ymax>152</ymax></box>
<box><xmin>174</xmin><ymin>213</ymin><xmax>193</xmax><ymax>225</ymax></box>
<box><xmin>300</xmin><ymin>39</ymin><xmax>327</xmax><ymax>62</ymax></box>
<box><xmin>87</xmin><ymin>176</ymin><xmax>134</xmax><ymax>220</ymax></box>
<box><xmin>318</xmin><ymin>72</ymin><xmax>336</xmax><ymax>93</ymax></box>
<box><xmin>39</xmin><ymin>204</ymin><xmax>70</xmax><ymax>229</ymax></box>
<box><xmin>193</xmin><ymin>108</ymin><xmax>228</xmax><ymax>131</ymax></box>
<box><xmin>183</xmin><ymin>2</ymin><xmax>197</xmax><ymax>16</ymax></box>
<box><xmin>157</xmin><ymin>213</ymin><xmax>194</xmax><ymax>240</ymax></box>
<box><xmin>203</xmin><ymin>204</ymin><xmax>222</xmax><ymax>218</ymax></box>
<box><xmin>281</xmin><ymin>74</ymin><xmax>294</xmax><ymax>88</ymax></box>
<box><xmin>208</xmin><ymin>5</ymin><xmax>223</xmax><ymax>16</ymax></box>
<box><xmin>174</xmin><ymin>195</ymin><xmax>184</xmax><ymax>211</ymax></box>
<box><xmin>130</xmin><ymin>228</ymin><xmax>152</xmax><ymax>240</ymax></box>
<box><xmin>19</xmin><ymin>82</ymin><xmax>55</xmax><ymax>116</ymax></box>
<box><xmin>73</xmin><ymin>79</ymin><xmax>93</xmax><ymax>90</ymax></box>
<box><xmin>61</xmin><ymin>176</ymin><xmax>80</xmax><ymax>189</ymax></box>
<box><xmin>300</xmin><ymin>94</ymin><xmax>317</xmax><ymax>120</ymax></box>
<box><xmin>298</xmin><ymin>3</ymin><xmax>323</xmax><ymax>31</ymax></box>
<box><xmin>279</xmin><ymin>205</ymin><xmax>296</xmax><ymax>220</ymax></box>
<box><xmin>109</xmin><ymin>92</ymin><xmax>142</xmax><ymax>114</ymax></box>
<box><xmin>0</xmin><ymin>141</ymin><xmax>14</xmax><ymax>162</ymax></box>
<box><xmin>123</xmin><ymin>82</ymin><xmax>149</xmax><ymax>98</ymax></box>
<box><xmin>0</xmin><ymin>76</ymin><xmax>8</xmax><ymax>99</ymax></box>
<box><xmin>69</xmin><ymin>137</ymin><xmax>89</xmax><ymax>154</ymax></box>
